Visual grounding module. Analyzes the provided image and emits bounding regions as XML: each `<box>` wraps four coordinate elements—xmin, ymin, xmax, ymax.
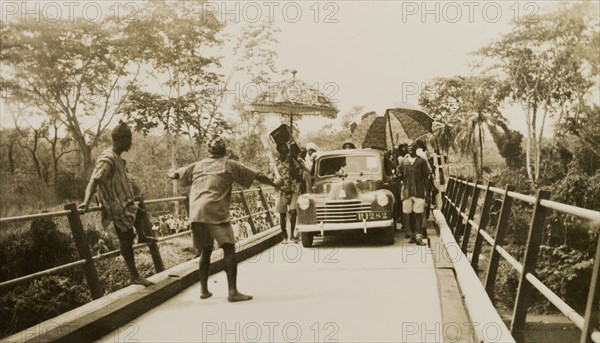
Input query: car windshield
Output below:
<box><xmin>317</xmin><ymin>155</ymin><xmax>380</xmax><ymax>176</ymax></box>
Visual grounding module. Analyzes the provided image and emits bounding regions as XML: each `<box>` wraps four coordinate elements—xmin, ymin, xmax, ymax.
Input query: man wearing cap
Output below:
<box><xmin>304</xmin><ymin>143</ymin><xmax>318</xmax><ymax>192</ymax></box>
<box><xmin>342</xmin><ymin>142</ymin><xmax>356</xmax><ymax>149</ymax></box>
<box><xmin>168</xmin><ymin>137</ymin><xmax>283</xmax><ymax>302</ymax></box>
<box><xmin>397</xmin><ymin>140</ymin><xmax>431</xmax><ymax>246</ymax></box>
<box><xmin>79</xmin><ymin>121</ymin><xmax>154</xmax><ymax>286</ymax></box>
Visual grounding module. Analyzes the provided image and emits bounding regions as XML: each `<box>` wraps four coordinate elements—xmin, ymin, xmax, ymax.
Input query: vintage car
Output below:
<box><xmin>296</xmin><ymin>148</ymin><xmax>397</xmax><ymax>247</ymax></box>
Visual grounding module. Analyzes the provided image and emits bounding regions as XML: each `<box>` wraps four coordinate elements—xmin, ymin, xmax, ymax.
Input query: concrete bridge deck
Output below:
<box><xmin>99</xmin><ymin>233</ymin><xmax>446</xmax><ymax>343</ymax></box>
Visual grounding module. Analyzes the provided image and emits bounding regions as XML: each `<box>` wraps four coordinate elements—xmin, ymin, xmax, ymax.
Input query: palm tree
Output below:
<box><xmin>452</xmin><ymin>78</ymin><xmax>507</xmax><ymax>179</ymax></box>
<box><xmin>428</xmin><ymin>120</ymin><xmax>454</xmax><ymax>156</ymax></box>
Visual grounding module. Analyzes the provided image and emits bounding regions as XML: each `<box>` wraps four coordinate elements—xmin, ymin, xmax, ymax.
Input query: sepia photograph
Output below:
<box><xmin>0</xmin><ymin>1</ymin><xmax>599</xmax><ymax>342</ymax></box>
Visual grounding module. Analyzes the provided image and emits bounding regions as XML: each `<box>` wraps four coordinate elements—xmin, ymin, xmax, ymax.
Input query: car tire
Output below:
<box><xmin>383</xmin><ymin>225</ymin><xmax>395</xmax><ymax>245</ymax></box>
<box><xmin>301</xmin><ymin>232</ymin><xmax>314</xmax><ymax>248</ymax></box>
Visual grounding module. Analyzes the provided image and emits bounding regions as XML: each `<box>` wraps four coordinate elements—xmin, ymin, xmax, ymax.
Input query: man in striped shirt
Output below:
<box><xmin>78</xmin><ymin>121</ymin><xmax>153</xmax><ymax>286</ymax></box>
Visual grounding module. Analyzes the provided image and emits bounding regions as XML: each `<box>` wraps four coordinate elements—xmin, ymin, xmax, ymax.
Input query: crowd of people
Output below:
<box><xmin>271</xmin><ymin>138</ymin><xmax>438</xmax><ymax>247</ymax></box>
<box><xmin>151</xmin><ymin>213</ymin><xmax>190</xmax><ymax>237</ymax></box>
<box><xmin>77</xmin><ymin>120</ymin><xmax>437</xmax><ymax>301</ymax></box>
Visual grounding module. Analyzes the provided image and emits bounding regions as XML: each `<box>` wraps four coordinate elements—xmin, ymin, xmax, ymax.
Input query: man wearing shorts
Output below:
<box><xmin>398</xmin><ymin>141</ymin><xmax>431</xmax><ymax>246</ymax></box>
<box><xmin>79</xmin><ymin>121</ymin><xmax>154</xmax><ymax>286</ymax></box>
<box><xmin>274</xmin><ymin>144</ymin><xmax>304</xmax><ymax>244</ymax></box>
<box><xmin>168</xmin><ymin>137</ymin><xmax>282</xmax><ymax>302</ymax></box>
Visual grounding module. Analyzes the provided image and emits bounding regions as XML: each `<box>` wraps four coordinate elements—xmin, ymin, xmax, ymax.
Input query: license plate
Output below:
<box><xmin>356</xmin><ymin>212</ymin><xmax>390</xmax><ymax>221</ymax></box>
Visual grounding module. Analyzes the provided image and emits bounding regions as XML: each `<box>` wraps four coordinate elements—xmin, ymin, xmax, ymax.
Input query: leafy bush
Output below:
<box><xmin>488</xmin><ymin>166</ymin><xmax>533</xmax><ymax>194</ymax></box>
<box><xmin>0</xmin><ymin>275</ymin><xmax>91</xmax><ymax>338</ymax></box>
<box><xmin>0</xmin><ymin>172</ymin><xmax>58</xmax><ymax>217</ymax></box>
<box><xmin>53</xmin><ymin>172</ymin><xmax>87</xmax><ymax>201</ymax></box>
<box><xmin>536</xmin><ymin>245</ymin><xmax>594</xmax><ymax>313</ymax></box>
<box><xmin>0</xmin><ymin>218</ymin><xmax>76</xmax><ymax>281</ymax></box>
<box><xmin>493</xmin><ymin>261</ymin><xmax>519</xmax><ymax>311</ymax></box>
<box><xmin>495</xmin><ymin>129</ymin><xmax>525</xmax><ymax>169</ymax></box>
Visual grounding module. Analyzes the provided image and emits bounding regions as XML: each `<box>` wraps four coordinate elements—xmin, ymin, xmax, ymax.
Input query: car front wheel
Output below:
<box><xmin>301</xmin><ymin>232</ymin><xmax>314</xmax><ymax>247</ymax></box>
<box><xmin>383</xmin><ymin>224</ymin><xmax>395</xmax><ymax>245</ymax></box>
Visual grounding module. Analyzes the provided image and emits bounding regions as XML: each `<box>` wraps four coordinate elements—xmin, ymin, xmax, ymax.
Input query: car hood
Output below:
<box><xmin>314</xmin><ymin>178</ymin><xmax>382</xmax><ymax>200</ymax></box>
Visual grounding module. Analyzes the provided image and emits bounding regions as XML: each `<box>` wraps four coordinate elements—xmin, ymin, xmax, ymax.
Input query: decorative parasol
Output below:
<box><xmin>248</xmin><ymin>71</ymin><xmax>339</xmax><ymax>187</ymax></box>
<box><xmin>249</xmin><ymin>71</ymin><xmax>339</xmax><ymax>124</ymax></box>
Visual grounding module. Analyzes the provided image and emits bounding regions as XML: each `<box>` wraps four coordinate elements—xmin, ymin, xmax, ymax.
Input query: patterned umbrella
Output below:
<box><xmin>360</xmin><ymin>108</ymin><xmax>434</xmax><ymax>150</ymax></box>
<box><xmin>386</xmin><ymin>107</ymin><xmax>435</xmax><ymax>141</ymax></box>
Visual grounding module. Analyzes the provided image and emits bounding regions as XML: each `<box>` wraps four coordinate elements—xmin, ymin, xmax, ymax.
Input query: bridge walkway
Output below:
<box><xmin>99</xmin><ymin>232</ymin><xmax>445</xmax><ymax>342</ymax></box>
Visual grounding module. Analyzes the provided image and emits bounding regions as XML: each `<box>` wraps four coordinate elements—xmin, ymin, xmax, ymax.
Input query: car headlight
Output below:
<box><xmin>298</xmin><ymin>196</ymin><xmax>310</xmax><ymax>210</ymax></box>
<box><xmin>376</xmin><ymin>193</ymin><xmax>389</xmax><ymax>207</ymax></box>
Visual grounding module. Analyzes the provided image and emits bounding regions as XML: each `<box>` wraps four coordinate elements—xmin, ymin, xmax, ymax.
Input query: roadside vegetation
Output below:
<box><xmin>0</xmin><ymin>1</ymin><xmax>598</xmax><ymax>339</ymax></box>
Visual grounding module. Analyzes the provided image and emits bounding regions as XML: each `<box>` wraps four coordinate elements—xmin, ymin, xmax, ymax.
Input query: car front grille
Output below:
<box><xmin>315</xmin><ymin>200</ymin><xmax>372</xmax><ymax>223</ymax></box>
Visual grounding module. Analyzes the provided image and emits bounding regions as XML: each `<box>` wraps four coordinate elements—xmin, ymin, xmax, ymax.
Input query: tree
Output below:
<box><xmin>117</xmin><ymin>1</ymin><xmax>227</xmax><ymax>202</ymax></box>
<box><xmin>494</xmin><ymin>129</ymin><xmax>525</xmax><ymax>169</ymax></box>
<box><xmin>228</xmin><ymin>22</ymin><xmax>281</xmax><ymax>170</ymax></box>
<box><xmin>1</xmin><ymin>18</ymin><xmax>137</xmax><ymax>175</ymax></box>
<box><xmin>120</xmin><ymin>1</ymin><xmax>280</xmax><ymax>200</ymax></box>
<box><xmin>419</xmin><ymin>78</ymin><xmax>462</xmax><ymax>155</ymax></box>
<box><xmin>0</xmin><ymin>128</ymin><xmax>23</xmax><ymax>174</ymax></box>
<box><xmin>419</xmin><ymin>76</ymin><xmax>507</xmax><ymax>179</ymax></box>
<box><xmin>476</xmin><ymin>2</ymin><xmax>599</xmax><ymax>185</ymax></box>
<box><xmin>43</xmin><ymin>117</ymin><xmax>77</xmax><ymax>184</ymax></box>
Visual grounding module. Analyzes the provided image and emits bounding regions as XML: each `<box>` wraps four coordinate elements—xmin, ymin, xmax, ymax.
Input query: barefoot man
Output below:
<box><xmin>78</xmin><ymin>121</ymin><xmax>154</xmax><ymax>286</ymax></box>
<box><xmin>168</xmin><ymin>137</ymin><xmax>283</xmax><ymax>302</ymax></box>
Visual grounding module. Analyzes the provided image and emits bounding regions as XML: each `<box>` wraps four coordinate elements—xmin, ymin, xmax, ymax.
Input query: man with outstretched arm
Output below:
<box><xmin>168</xmin><ymin>137</ymin><xmax>283</xmax><ymax>302</ymax></box>
<box><xmin>78</xmin><ymin>121</ymin><xmax>154</xmax><ymax>287</ymax></box>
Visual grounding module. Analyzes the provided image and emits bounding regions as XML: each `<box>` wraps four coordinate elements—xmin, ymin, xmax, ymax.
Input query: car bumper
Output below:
<box><xmin>297</xmin><ymin>219</ymin><xmax>394</xmax><ymax>234</ymax></box>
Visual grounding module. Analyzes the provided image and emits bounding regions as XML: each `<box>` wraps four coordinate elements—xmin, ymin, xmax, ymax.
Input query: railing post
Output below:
<box><xmin>182</xmin><ymin>192</ymin><xmax>190</xmax><ymax>221</ymax></box>
<box><xmin>442</xmin><ymin>177</ymin><xmax>454</xmax><ymax>216</ymax></box>
<box><xmin>445</xmin><ymin>177</ymin><xmax>458</xmax><ymax>226</ymax></box>
<box><xmin>258</xmin><ymin>187</ymin><xmax>275</xmax><ymax>228</ymax></box>
<box><xmin>484</xmin><ymin>184</ymin><xmax>515</xmax><ymax>300</ymax></box>
<box><xmin>137</xmin><ymin>199</ymin><xmax>165</xmax><ymax>273</ymax></box>
<box><xmin>461</xmin><ymin>180</ymin><xmax>481</xmax><ymax>253</ymax></box>
<box><xmin>454</xmin><ymin>179</ymin><xmax>472</xmax><ymax>240</ymax></box>
<box><xmin>447</xmin><ymin>177</ymin><xmax>458</xmax><ymax>214</ymax></box>
<box><xmin>64</xmin><ymin>203</ymin><xmax>103</xmax><ymax>299</ymax></box>
<box><xmin>239</xmin><ymin>190</ymin><xmax>257</xmax><ymax>235</ymax></box>
<box><xmin>580</xmin><ymin>232</ymin><xmax>600</xmax><ymax>343</ymax></box>
<box><xmin>147</xmin><ymin>241</ymin><xmax>165</xmax><ymax>273</ymax></box>
<box><xmin>450</xmin><ymin>178</ymin><xmax>466</xmax><ymax>234</ymax></box>
<box><xmin>471</xmin><ymin>181</ymin><xmax>495</xmax><ymax>272</ymax></box>
<box><xmin>511</xmin><ymin>190</ymin><xmax>551</xmax><ymax>343</ymax></box>
<box><xmin>437</xmin><ymin>154</ymin><xmax>445</xmax><ymax>185</ymax></box>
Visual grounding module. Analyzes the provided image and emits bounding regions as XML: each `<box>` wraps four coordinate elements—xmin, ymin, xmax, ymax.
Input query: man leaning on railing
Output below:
<box><xmin>78</xmin><ymin>121</ymin><xmax>155</xmax><ymax>287</ymax></box>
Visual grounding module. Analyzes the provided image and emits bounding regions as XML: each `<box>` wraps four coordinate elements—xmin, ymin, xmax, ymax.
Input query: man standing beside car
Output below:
<box><xmin>398</xmin><ymin>140</ymin><xmax>431</xmax><ymax>246</ymax></box>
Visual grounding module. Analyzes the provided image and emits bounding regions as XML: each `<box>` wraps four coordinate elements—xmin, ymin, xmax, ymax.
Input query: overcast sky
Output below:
<box><xmin>2</xmin><ymin>1</ymin><xmax>591</xmax><ymax>138</ymax></box>
<box><xmin>249</xmin><ymin>0</ymin><xmax>561</xmax><ymax>136</ymax></box>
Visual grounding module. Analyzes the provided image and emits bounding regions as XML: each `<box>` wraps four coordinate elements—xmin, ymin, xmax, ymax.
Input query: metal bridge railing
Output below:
<box><xmin>0</xmin><ymin>187</ymin><xmax>278</xmax><ymax>299</ymax></box>
<box><xmin>441</xmin><ymin>176</ymin><xmax>600</xmax><ymax>343</ymax></box>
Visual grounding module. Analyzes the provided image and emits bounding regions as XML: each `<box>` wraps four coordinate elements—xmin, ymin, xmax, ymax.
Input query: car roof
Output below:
<box><xmin>315</xmin><ymin>148</ymin><xmax>385</xmax><ymax>159</ymax></box>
